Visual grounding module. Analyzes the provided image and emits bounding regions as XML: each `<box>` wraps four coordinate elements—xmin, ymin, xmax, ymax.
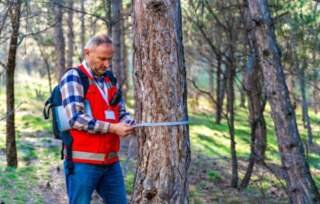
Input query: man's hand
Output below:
<box><xmin>109</xmin><ymin>122</ymin><xmax>134</xmax><ymax>137</ymax></box>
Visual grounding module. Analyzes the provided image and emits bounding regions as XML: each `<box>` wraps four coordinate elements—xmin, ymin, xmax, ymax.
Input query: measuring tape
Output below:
<box><xmin>132</xmin><ymin>120</ymin><xmax>189</xmax><ymax>128</ymax></box>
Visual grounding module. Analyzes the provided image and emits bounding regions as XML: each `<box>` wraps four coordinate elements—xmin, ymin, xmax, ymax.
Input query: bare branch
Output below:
<box><xmin>0</xmin><ymin>101</ymin><xmax>24</xmax><ymax>121</ymax></box>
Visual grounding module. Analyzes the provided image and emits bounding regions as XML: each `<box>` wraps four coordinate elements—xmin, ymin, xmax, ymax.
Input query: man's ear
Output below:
<box><xmin>84</xmin><ymin>48</ymin><xmax>89</xmax><ymax>56</ymax></box>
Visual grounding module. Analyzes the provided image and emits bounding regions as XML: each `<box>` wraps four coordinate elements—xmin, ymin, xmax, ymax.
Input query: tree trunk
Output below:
<box><xmin>226</xmin><ymin>56</ymin><xmax>238</xmax><ymax>188</ymax></box>
<box><xmin>246</xmin><ymin>0</ymin><xmax>320</xmax><ymax>202</ymax></box>
<box><xmin>208</xmin><ymin>63</ymin><xmax>214</xmax><ymax>95</ymax></box>
<box><xmin>120</xmin><ymin>5</ymin><xmax>128</xmax><ymax>101</ymax></box>
<box><xmin>132</xmin><ymin>1</ymin><xmax>190</xmax><ymax>203</ymax></box>
<box><xmin>297</xmin><ymin>60</ymin><xmax>313</xmax><ymax>145</ymax></box>
<box><xmin>215</xmin><ymin>55</ymin><xmax>224</xmax><ymax>124</ymax></box>
<box><xmin>66</xmin><ymin>0</ymin><xmax>74</xmax><ymax>67</ymax></box>
<box><xmin>239</xmin><ymin>3</ymin><xmax>267</xmax><ymax>190</ymax></box>
<box><xmin>240</xmin><ymin>53</ymin><xmax>267</xmax><ymax>190</ymax></box>
<box><xmin>80</xmin><ymin>0</ymin><xmax>85</xmax><ymax>61</ymax></box>
<box><xmin>104</xmin><ymin>0</ymin><xmax>112</xmax><ymax>35</ymax></box>
<box><xmin>53</xmin><ymin>0</ymin><xmax>65</xmax><ymax>79</ymax></box>
<box><xmin>6</xmin><ymin>0</ymin><xmax>21</xmax><ymax>168</ymax></box>
<box><xmin>112</xmin><ymin>0</ymin><xmax>125</xmax><ymax>85</ymax></box>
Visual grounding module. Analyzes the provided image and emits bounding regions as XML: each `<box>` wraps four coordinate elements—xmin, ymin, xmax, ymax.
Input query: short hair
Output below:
<box><xmin>85</xmin><ymin>34</ymin><xmax>112</xmax><ymax>49</ymax></box>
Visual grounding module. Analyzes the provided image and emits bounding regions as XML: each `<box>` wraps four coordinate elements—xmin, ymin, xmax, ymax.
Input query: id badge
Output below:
<box><xmin>105</xmin><ymin>110</ymin><xmax>115</xmax><ymax>120</ymax></box>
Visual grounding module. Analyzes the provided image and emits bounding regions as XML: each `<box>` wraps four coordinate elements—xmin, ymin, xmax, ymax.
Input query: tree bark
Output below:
<box><xmin>53</xmin><ymin>0</ymin><xmax>66</xmax><ymax>79</ymax></box>
<box><xmin>120</xmin><ymin>4</ymin><xmax>128</xmax><ymax>101</ymax></box>
<box><xmin>112</xmin><ymin>0</ymin><xmax>126</xmax><ymax>85</ymax></box>
<box><xmin>297</xmin><ymin>60</ymin><xmax>313</xmax><ymax>145</ymax></box>
<box><xmin>6</xmin><ymin>0</ymin><xmax>21</xmax><ymax>168</ymax></box>
<box><xmin>215</xmin><ymin>55</ymin><xmax>224</xmax><ymax>124</ymax></box>
<box><xmin>132</xmin><ymin>0</ymin><xmax>190</xmax><ymax>203</ymax></box>
<box><xmin>246</xmin><ymin>0</ymin><xmax>320</xmax><ymax>202</ymax></box>
<box><xmin>240</xmin><ymin>53</ymin><xmax>267</xmax><ymax>190</ymax></box>
<box><xmin>239</xmin><ymin>3</ymin><xmax>267</xmax><ymax>190</ymax></box>
<box><xmin>104</xmin><ymin>0</ymin><xmax>112</xmax><ymax>35</ymax></box>
<box><xmin>226</xmin><ymin>51</ymin><xmax>238</xmax><ymax>188</ymax></box>
<box><xmin>80</xmin><ymin>0</ymin><xmax>85</xmax><ymax>61</ymax></box>
<box><xmin>66</xmin><ymin>0</ymin><xmax>74</xmax><ymax>67</ymax></box>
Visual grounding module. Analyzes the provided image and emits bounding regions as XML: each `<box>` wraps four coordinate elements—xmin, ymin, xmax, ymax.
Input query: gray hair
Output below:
<box><xmin>85</xmin><ymin>34</ymin><xmax>112</xmax><ymax>49</ymax></box>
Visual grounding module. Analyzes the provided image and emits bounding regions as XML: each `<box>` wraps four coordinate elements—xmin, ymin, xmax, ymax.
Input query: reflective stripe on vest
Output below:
<box><xmin>67</xmin><ymin>151</ymin><xmax>118</xmax><ymax>161</ymax></box>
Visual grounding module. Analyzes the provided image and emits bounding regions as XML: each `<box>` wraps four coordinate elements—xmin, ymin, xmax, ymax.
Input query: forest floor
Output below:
<box><xmin>1</xmin><ymin>75</ymin><xmax>320</xmax><ymax>203</ymax></box>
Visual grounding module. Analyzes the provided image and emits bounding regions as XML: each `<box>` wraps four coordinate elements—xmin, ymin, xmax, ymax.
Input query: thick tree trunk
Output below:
<box><xmin>246</xmin><ymin>0</ymin><xmax>320</xmax><ymax>203</ymax></box>
<box><xmin>53</xmin><ymin>0</ymin><xmax>65</xmax><ymax>79</ymax></box>
<box><xmin>66</xmin><ymin>0</ymin><xmax>74</xmax><ymax>67</ymax></box>
<box><xmin>132</xmin><ymin>1</ymin><xmax>190</xmax><ymax>203</ymax></box>
<box><xmin>6</xmin><ymin>0</ymin><xmax>21</xmax><ymax>168</ymax></box>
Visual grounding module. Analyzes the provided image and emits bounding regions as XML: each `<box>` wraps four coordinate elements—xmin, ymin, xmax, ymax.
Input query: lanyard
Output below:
<box><xmin>82</xmin><ymin>61</ymin><xmax>110</xmax><ymax>105</ymax></box>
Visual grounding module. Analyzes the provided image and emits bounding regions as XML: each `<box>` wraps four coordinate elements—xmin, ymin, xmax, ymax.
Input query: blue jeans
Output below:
<box><xmin>64</xmin><ymin>161</ymin><xmax>128</xmax><ymax>204</ymax></box>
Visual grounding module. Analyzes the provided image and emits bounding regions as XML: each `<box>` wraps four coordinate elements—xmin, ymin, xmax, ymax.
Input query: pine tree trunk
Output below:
<box><xmin>246</xmin><ymin>0</ymin><xmax>320</xmax><ymax>202</ymax></box>
<box><xmin>297</xmin><ymin>61</ymin><xmax>313</xmax><ymax>145</ymax></box>
<box><xmin>80</xmin><ymin>0</ymin><xmax>85</xmax><ymax>61</ymax></box>
<box><xmin>226</xmin><ymin>58</ymin><xmax>238</xmax><ymax>188</ymax></box>
<box><xmin>215</xmin><ymin>55</ymin><xmax>224</xmax><ymax>124</ymax></box>
<box><xmin>6</xmin><ymin>0</ymin><xmax>21</xmax><ymax>168</ymax></box>
<box><xmin>132</xmin><ymin>1</ymin><xmax>190</xmax><ymax>203</ymax></box>
<box><xmin>66</xmin><ymin>0</ymin><xmax>74</xmax><ymax>67</ymax></box>
<box><xmin>112</xmin><ymin>0</ymin><xmax>125</xmax><ymax>84</ymax></box>
<box><xmin>104</xmin><ymin>0</ymin><xmax>112</xmax><ymax>35</ymax></box>
<box><xmin>53</xmin><ymin>0</ymin><xmax>65</xmax><ymax>79</ymax></box>
<box><xmin>120</xmin><ymin>6</ymin><xmax>128</xmax><ymax>101</ymax></box>
<box><xmin>240</xmin><ymin>4</ymin><xmax>267</xmax><ymax>190</ymax></box>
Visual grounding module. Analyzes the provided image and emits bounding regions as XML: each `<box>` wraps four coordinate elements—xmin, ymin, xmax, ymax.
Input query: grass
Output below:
<box><xmin>1</xmin><ymin>72</ymin><xmax>320</xmax><ymax>203</ymax></box>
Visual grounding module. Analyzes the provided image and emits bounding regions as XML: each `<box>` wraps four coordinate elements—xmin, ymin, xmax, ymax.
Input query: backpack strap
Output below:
<box><xmin>65</xmin><ymin>67</ymin><xmax>89</xmax><ymax>96</ymax></box>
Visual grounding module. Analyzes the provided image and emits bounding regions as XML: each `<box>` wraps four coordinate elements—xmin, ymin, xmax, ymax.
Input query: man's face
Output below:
<box><xmin>84</xmin><ymin>44</ymin><xmax>113</xmax><ymax>76</ymax></box>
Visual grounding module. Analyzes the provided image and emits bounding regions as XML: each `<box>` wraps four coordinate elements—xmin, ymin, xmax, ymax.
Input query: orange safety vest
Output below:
<box><xmin>68</xmin><ymin>64</ymin><xmax>120</xmax><ymax>165</ymax></box>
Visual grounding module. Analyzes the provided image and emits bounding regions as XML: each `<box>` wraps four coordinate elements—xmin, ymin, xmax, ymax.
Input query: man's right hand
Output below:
<box><xmin>109</xmin><ymin>123</ymin><xmax>134</xmax><ymax>137</ymax></box>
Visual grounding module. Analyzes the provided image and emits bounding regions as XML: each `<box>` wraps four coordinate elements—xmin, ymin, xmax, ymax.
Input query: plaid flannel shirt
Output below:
<box><xmin>59</xmin><ymin>63</ymin><xmax>134</xmax><ymax>134</ymax></box>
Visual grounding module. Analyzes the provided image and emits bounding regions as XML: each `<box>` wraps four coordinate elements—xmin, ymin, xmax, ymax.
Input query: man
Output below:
<box><xmin>60</xmin><ymin>34</ymin><xmax>134</xmax><ymax>204</ymax></box>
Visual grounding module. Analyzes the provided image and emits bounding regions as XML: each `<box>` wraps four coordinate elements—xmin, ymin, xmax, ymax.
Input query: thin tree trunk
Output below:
<box><xmin>80</xmin><ymin>0</ymin><xmax>85</xmax><ymax>61</ymax></box>
<box><xmin>246</xmin><ymin>0</ymin><xmax>320</xmax><ymax>202</ymax></box>
<box><xmin>226</xmin><ymin>58</ymin><xmax>238</xmax><ymax>188</ymax></box>
<box><xmin>208</xmin><ymin>63</ymin><xmax>214</xmax><ymax>95</ymax></box>
<box><xmin>6</xmin><ymin>0</ymin><xmax>21</xmax><ymax>168</ymax></box>
<box><xmin>215</xmin><ymin>55</ymin><xmax>224</xmax><ymax>124</ymax></box>
<box><xmin>132</xmin><ymin>0</ymin><xmax>190</xmax><ymax>203</ymax></box>
<box><xmin>104</xmin><ymin>0</ymin><xmax>112</xmax><ymax>35</ymax></box>
<box><xmin>240</xmin><ymin>53</ymin><xmax>267</xmax><ymax>190</ymax></box>
<box><xmin>239</xmin><ymin>3</ymin><xmax>267</xmax><ymax>190</ymax></box>
<box><xmin>66</xmin><ymin>0</ymin><xmax>74</xmax><ymax>67</ymax></box>
<box><xmin>53</xmin><ymin>0</ymin><xmax>65</xmax><ymax>79</ymax></box>
<box><xmin>297</xmin><ymin>60</ymin><xmax>313</xmax><ymax>145</ymax></box>
<box><xmin>112</xmin><ymin>0</ymin><xmax>125</xmax><ymax>84</ymax></box>
<box><xmin>120</xmin><ymin>5</ymin><xmax>128</xmax><ymax>101</ymax></box>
